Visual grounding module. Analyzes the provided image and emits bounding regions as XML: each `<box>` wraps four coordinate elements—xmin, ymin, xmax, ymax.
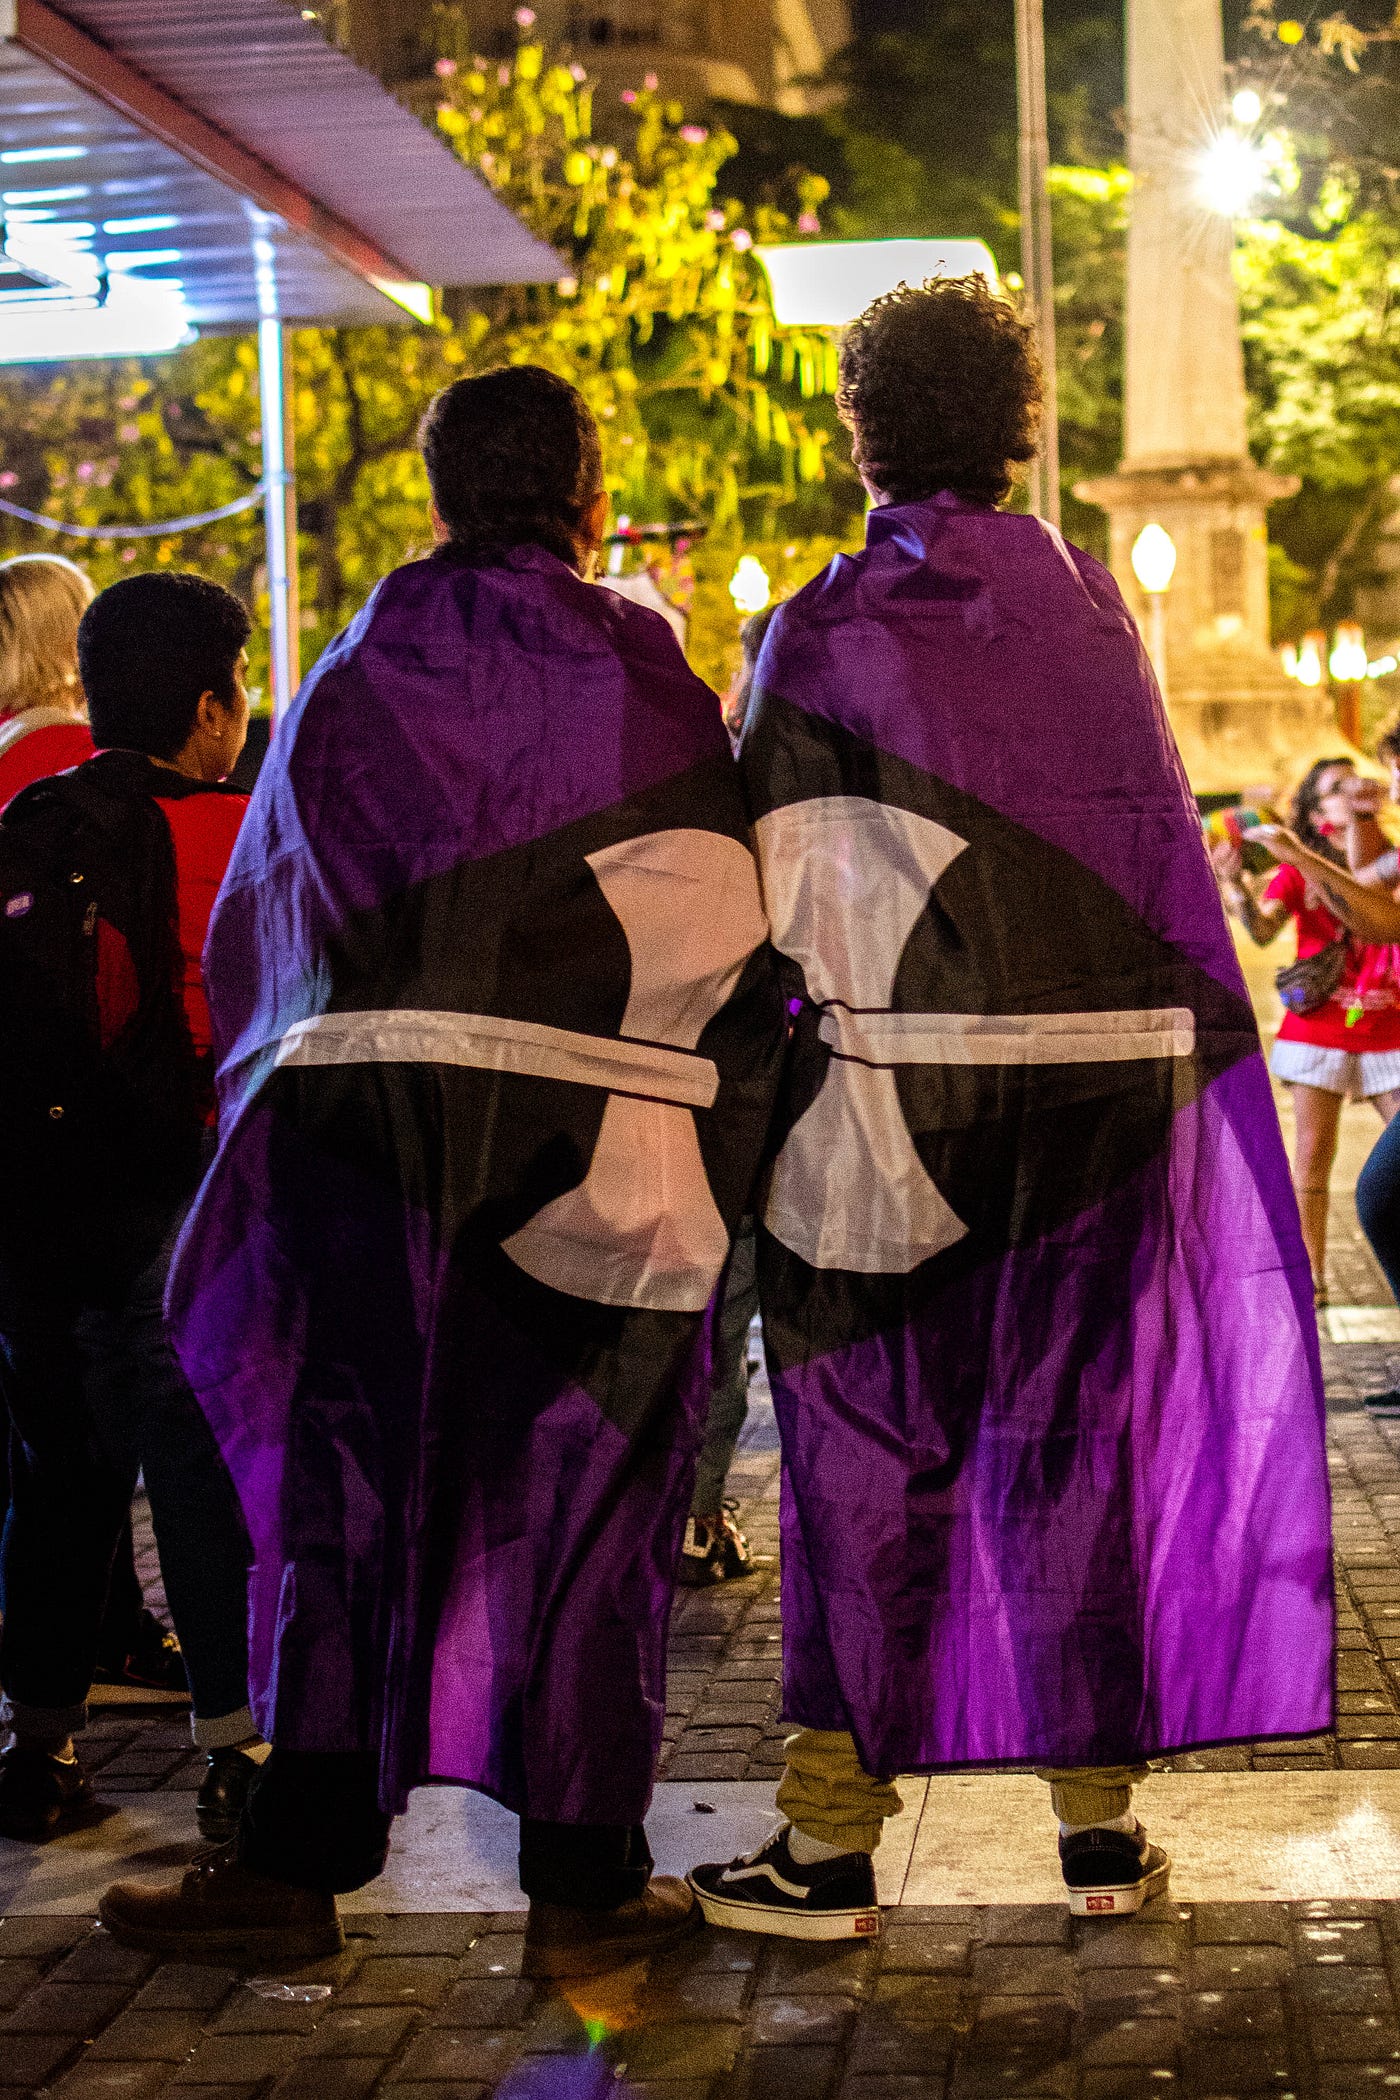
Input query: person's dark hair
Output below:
<box><xmin>1291</xmin><ymin>755</ymin><xmax>1354</xmax><ymax>863</ymax></box>
<box><xmin>79</xmin><ymin>573</ymin><xmax>250</xmax><ymax>760</ymax></box>
<box><xmin>725</xmin><ymin>600</ymin><xmax>781</xmax><ymax>741</ymax></box>
<box><xmin>1377</xmin><ymin>719</ymin><xmax>1400</xmax><ymax>766</ymax></box>
<box><xmin>836</xmin><ymin>274</ymin><xmax>1042</xmax><ymax>507</ymax></box>
<box><xmin>419</xmin><ymin>364</ymin><xmax>604</xmax><ymax>569</ymax></box>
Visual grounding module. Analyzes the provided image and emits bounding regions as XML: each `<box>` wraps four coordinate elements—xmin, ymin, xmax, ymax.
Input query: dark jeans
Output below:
<box><xmin>240</xmin><ymin>1750</ymin><xmax>653</xmax><ymax>1909</ymax></box>
<box><xmin>0</xmin><ymin>1227</ymin><xmax>254</xmax><ymax>1746</ymax></box>
<box><xmin>691</xmin><ymin>1218</ymin><xmax>758</xmax><ymax>1515</ymax></box>
<box><xmin>1358</xmin><ymin>1114</ymin><xmax>1400</xmax><ymax>1312</ymax></box>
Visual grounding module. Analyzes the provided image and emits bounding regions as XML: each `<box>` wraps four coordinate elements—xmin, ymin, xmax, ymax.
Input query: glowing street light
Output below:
<box><xmin>1197</xmin><ymin>130</ymin><xmax>1267</xmax><ymax>217</ymax></box>
<box><xmin>1132</xmin><ymin>523</ymin><xmax>1177</xmax><ymax>698</ymax></box>
<box><xmin>1330</xmin><ymin>622</ymin><xmax>1369</xmax><ymax>684</ymax></box>
<box><xmin>1231</xmin><ymin>88</ymin><xmax>1263</xmax><ymax>126</ymax></box>
<box><xmin>729</xmin><ymin>555</ymin><xmax>772</xmax><ymax>616</ymax></box>
<box><xmin>752</xmin><ymin>240</ymin><xmax>997</xmax><ymax>331</ymax></box>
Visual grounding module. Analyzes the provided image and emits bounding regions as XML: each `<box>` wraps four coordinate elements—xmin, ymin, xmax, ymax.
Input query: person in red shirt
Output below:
<box><xmin>0</xmin><ymin>572</ymin><xmax>268</xmax><ymax>1845</ymax></box>
<box><xmin>0</xmin><ymin>554</ymin><xmax>95</xmax><ymax>812</ymax></box>
<box><xmin>1214</xmin><ymin>756</ymin><xmax>1400</xmax><ymax>1303</ymax></box>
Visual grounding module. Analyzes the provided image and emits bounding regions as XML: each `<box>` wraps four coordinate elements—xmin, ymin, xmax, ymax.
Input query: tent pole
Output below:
<box><xmin>258</xmin><ymin>315</ymin><xmax>300</xmax><ymax>725</ymax></box>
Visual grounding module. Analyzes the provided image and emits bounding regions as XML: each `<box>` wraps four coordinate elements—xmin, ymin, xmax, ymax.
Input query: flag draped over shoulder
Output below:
<box><xmin>742</xmin><ymin>492</ymin><xmax>1333</xmax><ymax>1777</ymax></box>
<box><xmin>169</xmin><ymin>544</ymin><xmax>786</xmax><ymax>1821</ymax></box>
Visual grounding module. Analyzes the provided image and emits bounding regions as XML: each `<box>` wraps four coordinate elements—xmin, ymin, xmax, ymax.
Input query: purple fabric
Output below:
<box><xmin>169</xmin><ymin>545</ymin><xmax>781</xmax><ymax>1820</ymax></box>
<box><xmin>748</xmin><ymin>494</ymin><xmax>1334</xmax><ymax>1775</ymax></box>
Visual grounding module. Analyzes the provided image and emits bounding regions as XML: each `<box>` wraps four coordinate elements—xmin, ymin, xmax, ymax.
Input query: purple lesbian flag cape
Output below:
<box><xmin>742</xmin><ymin>492</ymin><xmax>1333</xmax><ymax>1777</ymax></box>
<box><xmin>168</xmin><ymin>544</ymin><xmax>785</xmax><ymax>1821</ymax></box>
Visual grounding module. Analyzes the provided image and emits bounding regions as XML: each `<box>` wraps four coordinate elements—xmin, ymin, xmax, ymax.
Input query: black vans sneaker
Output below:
<box><xmin>688</xmin><ymin>1824</ymin><xmax>880</xmax><ymax>1941</ymax></box>
<box><xmin>677</xmin><ymin>1505</ymin><xmax>753</xmax><ymax>1587</ymax></box>
<box><xmin>1060</xmin><ymin>1822</ymin><xmax>1170</xmax><ymax>1916</ymax></box>
<box><xmin>1364</xmin><ymin>1389</ymin><xmax>1400</xmax><ymax>1419</ymax></box>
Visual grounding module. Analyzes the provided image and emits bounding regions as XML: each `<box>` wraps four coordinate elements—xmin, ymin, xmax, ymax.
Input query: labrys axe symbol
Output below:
<box><xmin>752</xmin><ymin>796</ymin><xmax>1194</xmax><ymax>1275</ymax></box>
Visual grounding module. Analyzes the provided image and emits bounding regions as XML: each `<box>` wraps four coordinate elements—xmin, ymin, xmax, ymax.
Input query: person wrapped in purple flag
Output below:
<box><xmin>690</xmin><ymin>278</ymin><xmax>1333</xmax><ymax>1939</ymax></box>
<box><xmin>99</xmin><ymin>367</ymin><xmax>786</xmax><ymax>1974</ymax></box>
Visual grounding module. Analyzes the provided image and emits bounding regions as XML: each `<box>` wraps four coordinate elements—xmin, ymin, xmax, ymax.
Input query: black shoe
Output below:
<box><xmin>688</xmin><ymin>1824</ymin><xmax>881</xmax><ymax>1941</ymax></box>
<box><xmin>1060</xmin><ymin>1821</ymin><xmax>1171</xmax><ymax>1916</ymax></box>
<box><xmin>1364</xmin><ymin>1389</ymin><xmax>1400</xmax><ymax>1419</ymax></box>
<box><xmin>0</xmin><ymin>1741</ymin><xmax>100</xmax><ymax>1843</ymax></box>
<box><xmin>92</xmin><ymin>1609</ymin><xmax>190</xmax><ymax>1705</ymax></box>
<box><xmin>196</xmin><ymin>1747</ymin><xmax>261</xmax><ymax>1844</ymax></box>
<box><xmin>678</xmin><ymin>1505</ymin><xmax>754</xmax><ymax>1587</ymax></box>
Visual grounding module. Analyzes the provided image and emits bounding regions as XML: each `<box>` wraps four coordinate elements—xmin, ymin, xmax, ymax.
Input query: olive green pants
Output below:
<box><xmin>775</xmin><ymin>1729</ymin><xmax>1148</xmax><ymax>1854</ymax></box>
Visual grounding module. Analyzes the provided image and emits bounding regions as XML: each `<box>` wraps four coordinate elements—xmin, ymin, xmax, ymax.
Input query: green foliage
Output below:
<box><xmin>0</xmin><ymin>14</ymin><xmax>857</xmax><ymax>687</ymax></box>
<box><xmin>1237</xmin><ymin>204</ymin><xmax>1400</xmax><ymax>631</ymax></box>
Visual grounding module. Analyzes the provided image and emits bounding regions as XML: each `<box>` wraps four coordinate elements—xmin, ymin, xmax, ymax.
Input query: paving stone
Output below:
<box><xmin>1076</xmin><ymin>2012</ymin><xmax>1182</xmax><ymax>2064</ymax></box>
<box><xmin>1079</xmin><ymin>1975</ymin><xmax>1181</xmax><ymax>2019</ymax></box>
<box><xmin>1190</xmin><ymin>1906</ymin><xmax>1291</xmax><ymax>1947</ymax></box>
<box><xmin>130</xmin><ymin>1965</ymin><xmax>237</xmax><ymax>2012</ymax></box>
<box><xmin>750</xmin><ymin>1996</ymin><xmax>853</xmax><ymax>2047</ymax></box>
<box><xmin>0</xmin><ymin>1957</ymin><xmax>45</xmax><ymax>2010</ymax></box>
<box><xmin>1342</xmin><ymin>1743</ymin><xmax>1400</xmax><ymax>1767</ymax></box>
<box><xmin>173</xmin><ymin>2032</ymin><xmax>310</xmax><ymax>2081</ymax></box>
<box><xmin>665</xmin><ymin>1753</ymin><xmax>752</xmax><ymax>1780</ymax></box>
<box><xmin>392</xmin><ymin>2026</ymin><xmax>525</xmax><ymax>2081</ymax></box>
<box><xmin>456</xmin><ymin>1934</ymin><xmax>526</xmax><ymax>1977</ymax></box>
<box><xmin>430</xmin><ymin>1977</ymin><xmax>536</xmax><ymax>2027</ymax></box>
<box><xmin>1299</xmin><ymin>1921</ymin><xmax>1386</xmax><ymax>1963</ymax></box>
<box><xmin>0</xmin><ymin>2029</ymin><xmax>82</xmax><ymax>2084</ymax></box>
<box><xmin>651</xmin><ymin>1970</ymin><xmax>753</xmax><ymax>2021</ymax></box>
<box><xmin>306</xmin><ymin>2005</ymin><xmax>417</xmax><ymax>2055</ymax></box>
<box><xmin>340</xmin><ymin>1955</ymin><xmax>459</xmax><ymax>2006</ymax></box>
<box><xmin>1307</xmin><ymin>2012</ymin><xmax>1400</xmax><ymax>2060</ymax></box>
<box><xmin>756</xmin><ymin>1943</ymin><xmax>878</xmax><ymax>1996</ymax></box>
<box><xmin>377</xmin><ymin>2086</ymin><xmax>489</xmax><ymax>2100</ymax></box>
<box><xmin>86</xmin><ymin>2007</ymin><xmax>210</xmax><ymax>2059</ymax></box>
<box><xmin>52</xmin><ymin>1938</ymin><xmax>160</xmax><ymax>1987</ymax></box>
<box><xmin>48</xmin><ymin>2063</ymin><xmax>175</xmax><ymax>2100</ymax></box>
<box><xmin>726</xmin><ymin>2045</ymin><xmax>841</xmax><ymax>2100</ymax></box>
<box><xmin>845</xmin><ymin>2020</ymin><xmax>955</xmax><ymax>2077</ymax></box>
<box><xmin>1186</xmin><ymin>1987</ymin><xmax>1286</xmax><ymax>2037</ymax></box>
<box><xmin>1191</xmin><ymin>1945</ymin><xmax>1290</xmax><ymax>1990</ymax></box>
<box><xmin>359</xmin><ymin>1915</ymin><xmax>482</xmax><ymax>1957</ymax></box>
<box><xmin>870</xmin><ymin>1974</ymin><xmax>968</xmax><ymax>2024</ymax></box>
<box><xmin>1081</xmin><ymin>2073</ymin><xmax>1182</xmax><ymax>2099</ymax></box>
<box><xmin>969</xmin><ymin>1946</ymin><xmax>1074</xmax><ymax>1997</ymax></box>
<box><xmin>976</xmin><ymin>1906</ymin><xmax>1070</xmax><ymax>1948</ymax></box>
<box><xmin>269</xmin><ymin>2062</ymin><xmax>384</xmax><ymax>2099</ymax></box>
<box><xmin>1076</xmin><ymin>1922</ymin><xmax>1188</xmax><ymax>1969</ymax></box>
<box><xmin>1299</xmin><ymin>1964</ymin><xmax>1397</xmax><ymax>2012</ymax></box>
<box><xmin>0</xmin><ymin>1917</ymin><xmax>91</xmax><ymax>1960</ymax></box>
<box><xmin>878</xmin><ymin>1925</ymin><xmax>970</xmax><ymax>1975</ymax></box>
<box><xmin>838</xmin><ymin>2081</ymin><xmax>942</xmax><ymax>2100</ymax></box>
<box><xmin>617</xmin><ymin>2018</ymin><xmax>745</xmax><ymax>2079</ymax></box>
<box><xmin>0</xmin><ymin>1980</ymin><xmax>135</xmax><ymax>2033</ymax></box>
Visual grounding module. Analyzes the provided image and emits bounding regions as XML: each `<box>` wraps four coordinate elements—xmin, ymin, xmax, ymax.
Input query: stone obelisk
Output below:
<box><xmin>1078</xmin><ymin>0</ymin><xmax>1330</xmax><ymax>792</ymax></box>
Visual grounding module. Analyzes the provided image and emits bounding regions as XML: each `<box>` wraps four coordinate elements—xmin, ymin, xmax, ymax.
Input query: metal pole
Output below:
<box><xmin>258</xmin><ymin>315</ymin><xmax>300</xmax><ymax>725</ymax></box>
<box><xmin>1014</xmin><ymin>0</ymin><xmax>1060</xmax><ymax>528</ymax></box>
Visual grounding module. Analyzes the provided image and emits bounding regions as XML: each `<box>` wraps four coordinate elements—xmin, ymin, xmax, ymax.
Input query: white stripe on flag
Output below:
<box><xmin>274</xmin><ymin>1009</ymin><xmax>720</xmax><ymax>1110</ymax></box>
<box><xmin>823</xmin><ymin>1006</ymin><xmax>1196</xmax><ymax>1067</ymax></box>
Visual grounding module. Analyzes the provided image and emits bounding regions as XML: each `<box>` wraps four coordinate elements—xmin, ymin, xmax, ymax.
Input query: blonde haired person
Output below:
<box><xmin>0</xmin><ymin>553</ymin><xmax>95</xmax><ymax>813</ymax></box>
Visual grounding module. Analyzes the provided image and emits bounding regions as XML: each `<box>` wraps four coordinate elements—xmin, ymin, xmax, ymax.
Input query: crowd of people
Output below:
<box><xmin>0</xmin><ymin>276</ymin><xmax>1336</xmax><ymax>1974</ymax></box>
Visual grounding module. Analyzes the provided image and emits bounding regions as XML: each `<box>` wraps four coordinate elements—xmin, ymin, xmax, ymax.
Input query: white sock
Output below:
<box><xmin>1059</xmin><ymin>1810</ymin><xmax>1136</xmax><ymax>1838</ymax></box>
<box><xmin>787</xmin><ymin>1823</ymin><xmax>857</xmax><ymax>1864</ymax></box>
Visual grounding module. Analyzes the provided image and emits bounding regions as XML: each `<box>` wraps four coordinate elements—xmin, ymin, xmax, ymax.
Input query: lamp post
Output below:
<box><xmin>1132</xmin><ymin>523</ymin><xmax>1177</xmax><ymax>700</ymax></box>
<box><xmin>1014</xmin><ymin>0</ymin><xmax>1060</xmax><ymax>527</ymax></box>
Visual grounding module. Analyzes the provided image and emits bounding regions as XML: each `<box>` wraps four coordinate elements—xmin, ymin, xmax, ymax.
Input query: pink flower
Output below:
<box><xmin>514</xmin><ymin>4</ymin><xmax>536</xmax><ymax>23</ymax></box>
<box><xmin>797</xmin><ymin>210</ymin><xmax>821</xmax><ymax>234</ymax></box>
<box><xmin>0</xmin><ymin>471</ymin><xmax>16</xmax><ymax>489</ymax></box>
<box><xmin>569</xmin><ymin>61</ymin><xmax>587</xmax><ymax>81</ymax></box>
<box><xmin>434</xmin><ymin>56</ymin><xmax>458</xmax><ymax>76</ymax></box>
<box><xmin>497</xmin><ymin>63</ymin><xmax>510</xmax><ymax>84</ymax></box>
<box><xmin>705</xmin><ymin>208</ymin><xmax>726</xmax><ymax>231</ymax></box>
<box><xmin>118</xmin><ymin>422</ymin><xmax>140</xmax><ymax>443</ymax></box>
<box><xmin>730</xmin><ymin>227</ymin><xmax>753</xmax><ymax>251</ymax></box>
<box><xmin>620</xmin><ymin>88</ymin><xmax>637</xmax><ymax>104</ymax></box>
<box><xmin>120</xmin><ymin>547</ymin><xmax>136</xmax><ymax>562</ymax></box>
<box><xmin>75</xmin><ymin>462</ymin><xmax>96</xmax><ymax>483</ymax></box>
<box><xmin>679</xmin><ymin>123</ymin><xmax>708</xmax><ymax>144</ymax></box>
<box><xmin>644</xmin><ymin>71</ymin><xmax>658</xmax><ymax>89</ymax></box>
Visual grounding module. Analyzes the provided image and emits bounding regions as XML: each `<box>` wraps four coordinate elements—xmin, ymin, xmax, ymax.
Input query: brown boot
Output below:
<box><xmin>98</xmin><ymin>1842</ymin><xmax>344</xmax><ymax>1965</ymax></box>
<box><xmin>524</xmin><ymin>1874</ymin><xmax>702</xmax><ymax>1979</ymax></box>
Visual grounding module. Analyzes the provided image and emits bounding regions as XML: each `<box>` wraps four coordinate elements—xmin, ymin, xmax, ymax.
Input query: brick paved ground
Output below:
<box><xmin>13</xmin><ymin>1092</ymin><xmax>1400</xmax><ymax>2096</ymax></box>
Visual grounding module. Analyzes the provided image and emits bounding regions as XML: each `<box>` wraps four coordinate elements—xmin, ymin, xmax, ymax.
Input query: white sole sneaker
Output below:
<box><xmin>1067</xmin><ymin>1854</ymin><xmax>1171</xmax><ymax>1916</ymax></box>
<box><xmin>687</xmin><ymin>1876</ymin><xmax>881</xmax><ymax>1941</ymax></box>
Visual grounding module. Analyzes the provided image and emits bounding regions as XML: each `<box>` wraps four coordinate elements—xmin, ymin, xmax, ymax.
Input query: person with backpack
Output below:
<box><xmin>0</xmin><ymin>551</ymin><xmax>190</xmax><ymax>1703</ymax></box>
<box><xmin>0</xmin><ymin>572</ymin><xmax>267</xmax><ymax>1841</ymax></box>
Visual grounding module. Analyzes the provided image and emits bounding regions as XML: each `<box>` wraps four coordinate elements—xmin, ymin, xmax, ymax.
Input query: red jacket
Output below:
<box><xmin>153</xmin><ymin>785</ymin><xmax>249</xmax><ymax>1065</ymax></box>
<box><xmin>0</xmin><ymin>709</ymin><xmax>95</xmax><ymax>813</ymax></box>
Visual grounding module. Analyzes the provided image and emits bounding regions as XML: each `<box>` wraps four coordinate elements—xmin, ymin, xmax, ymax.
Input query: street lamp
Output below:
<box><xmin>1132</xmin><ymin>523</ymin><xmax>1177</xmax><ymax>698</ymax></box>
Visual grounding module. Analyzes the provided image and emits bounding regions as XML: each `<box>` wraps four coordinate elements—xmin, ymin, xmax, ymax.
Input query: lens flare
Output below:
<box><xmin>1197</xmin><ymin>131</ymin><xmax>1266</xmax><ymax>217</ymax></box>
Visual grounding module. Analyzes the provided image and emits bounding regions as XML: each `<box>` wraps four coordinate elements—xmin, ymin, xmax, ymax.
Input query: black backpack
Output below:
<box><xmin>0</xmin><ymin>750</ymin><xmax>206</xmax><ymax>1257</ymax></box>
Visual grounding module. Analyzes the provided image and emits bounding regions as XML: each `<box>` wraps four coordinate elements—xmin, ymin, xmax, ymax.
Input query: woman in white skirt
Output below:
<box><xmin>1214</xmin><ymin>756</ymin><xmax>1400</xmax><ymax>1305</ymax></box>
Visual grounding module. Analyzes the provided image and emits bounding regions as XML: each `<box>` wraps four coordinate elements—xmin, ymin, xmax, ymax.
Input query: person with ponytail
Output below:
<box><xmin>1213</xmin><ymin>755</ymin><xmax>1400</xmax><ymax>1305</ymax></box>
